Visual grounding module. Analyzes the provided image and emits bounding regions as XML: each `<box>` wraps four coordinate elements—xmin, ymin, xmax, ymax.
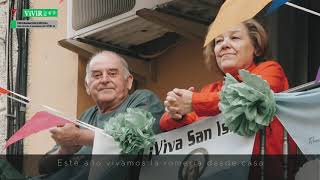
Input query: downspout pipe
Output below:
<box><xmin>15</xmin><ymin>0</ymin><xmax>29</xmax><ymax>157</ymax></box>
<box><xmin>6</xmin><ymin>0</ymin><xmax>15</xmax><ymax>156</ymax></box>
<box><xmin>5</xmin><ymin>0</ymin><xmax>29</xmax><ymax>172</ymax></box>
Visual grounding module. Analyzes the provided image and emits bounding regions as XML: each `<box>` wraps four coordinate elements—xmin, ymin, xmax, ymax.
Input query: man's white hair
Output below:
<box><xmin>85</xmin><ymin>51</ymin><xmax>131</xmax><ymax>84</ymax></box>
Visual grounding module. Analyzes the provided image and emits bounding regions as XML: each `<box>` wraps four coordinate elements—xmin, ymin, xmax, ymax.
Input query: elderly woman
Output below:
<box><xmin>160</xmin><ymin>19</ymin><xmax>296</xmax><ymax>155</ymax></box>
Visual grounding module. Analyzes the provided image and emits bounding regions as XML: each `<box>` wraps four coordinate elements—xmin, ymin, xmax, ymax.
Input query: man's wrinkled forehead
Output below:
<box><xmin>89</xmin><ymin>54</ymin><xmax>122</xmax><ymax>71</ymax></box>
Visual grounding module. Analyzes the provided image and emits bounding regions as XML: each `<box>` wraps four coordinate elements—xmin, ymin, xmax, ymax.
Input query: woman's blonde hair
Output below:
<box><xmin>204</xmin><ymin>19</ymin><xmax>268</xmax><ymax>70</ymax></box>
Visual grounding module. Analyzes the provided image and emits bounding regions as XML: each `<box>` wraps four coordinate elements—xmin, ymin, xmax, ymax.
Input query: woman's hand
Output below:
<box><xmin>164</xmin><ymin>90</ymin><xmax>182</xmax><ymax>120</ymax></box>
<box><xmin>164</xmin><ymin>87</ymin><xmax>194</xmax><ymax>120</ymax></box>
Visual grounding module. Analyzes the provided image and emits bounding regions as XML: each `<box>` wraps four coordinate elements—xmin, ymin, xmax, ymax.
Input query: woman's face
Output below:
<box><xmin>214</xmin><ymin>23</ymin><xmax>255</xmax><ymax>74</ymax></box>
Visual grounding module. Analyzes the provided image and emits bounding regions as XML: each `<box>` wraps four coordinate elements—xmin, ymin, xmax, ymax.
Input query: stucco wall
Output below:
<box><xmin>0</xmin><ymin>0</ymin><xmax>7</xmax><ymax>152</ymax></box>
<box><xmin>25</xmin><ymin>0</ymin><xmax>78</xmax><ymax>154</ymax></box>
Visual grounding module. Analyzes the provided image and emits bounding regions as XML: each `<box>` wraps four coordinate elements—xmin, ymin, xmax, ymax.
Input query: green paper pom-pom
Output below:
<box><xmin>219</xmin><ymin>70</ymin><xmax>277</xmax><ymax>136</ymax></box>
<box><xmin>104</xmin><ymin>108</ymin><xmax>156</xmax><ymax>154</ymax></box>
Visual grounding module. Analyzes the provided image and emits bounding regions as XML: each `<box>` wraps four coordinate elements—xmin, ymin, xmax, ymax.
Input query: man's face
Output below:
<box><xmin>85</xmin><ymin>55</ymin><xmax>133</xmax><ymax>110</ymax></box>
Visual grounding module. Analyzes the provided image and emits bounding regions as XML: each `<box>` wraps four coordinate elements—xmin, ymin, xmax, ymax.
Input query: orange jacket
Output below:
<box><xmin>160</xmin><ymin>61</ymin><xmax>297</xmax><ymax>155</ymax></box>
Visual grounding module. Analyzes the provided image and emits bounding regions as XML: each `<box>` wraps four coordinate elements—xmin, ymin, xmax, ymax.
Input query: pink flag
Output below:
<box><xmin>0</xmin><ymin>87</ymin><xmax>10</xmax><ymax>96</ymax></box>
<box><xmin>5</xmin><ymin>111</ymin><xmax>72</xmax><ymax>149</ymax></box>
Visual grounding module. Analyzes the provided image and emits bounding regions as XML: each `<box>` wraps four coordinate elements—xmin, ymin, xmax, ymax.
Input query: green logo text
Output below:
<box><xmin>23</xmin><ymin>9</ymin><xmax>58</xmax><ymax>17</ymax></box>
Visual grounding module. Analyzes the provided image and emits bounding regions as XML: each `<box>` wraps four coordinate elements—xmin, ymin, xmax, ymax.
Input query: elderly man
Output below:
<box><xmin>38</xmin><ymin>51</ymin><xmax>164</xmax><ymax>179</ymax></box>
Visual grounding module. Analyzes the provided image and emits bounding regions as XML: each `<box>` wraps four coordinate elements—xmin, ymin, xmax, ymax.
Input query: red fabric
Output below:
<box><xmin>5</xmin><ymin>111</ymin><xmax>71</xmax><ymax>149</ymax></box>
<box><xmin>160</xmin><ymin>61</ymin><xmax>297</xmax><ymax>155</ymax></box>
<box><xmin>0</xmin><ymin>87</ymin><xmax>10</xmax><ymax>95</ymax></box>
<box><xmin>11</xmin><ymin>9</ymin><xmax>16</xmax><ymax>16</ymax></box>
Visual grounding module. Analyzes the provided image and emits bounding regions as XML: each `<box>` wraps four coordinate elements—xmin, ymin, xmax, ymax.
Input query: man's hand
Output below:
<box><xmin>50</xmin><ymin>123</ymin><xmax>81</xmax><ymax>147</ymax></box>
<box><xmin>58</xmin><ymin>144</ymin><xmax>82</xmax><ymax>155</ymax></box>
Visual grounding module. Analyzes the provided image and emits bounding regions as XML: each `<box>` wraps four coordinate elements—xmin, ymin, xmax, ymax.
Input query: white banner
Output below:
<box><xmin>145</xmin><ymin>114</ymin><xmax>254</xmax><ymax>155</ymax></box>
<box><xmin>90</xmin><ymin>114</ymin><xmax>256</xmax><ymax>180</ymax></box>
<box><xmin>140</xmin><ymin>114</ymin><xmax>255</xmax><ymax>180</ymax></box>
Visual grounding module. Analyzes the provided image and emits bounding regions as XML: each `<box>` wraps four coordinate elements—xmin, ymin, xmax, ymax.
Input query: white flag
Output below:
<box><xmin>276</xmin><ymin>87</ymin><xmax>320</xmax><ymax>154</ymax></box>
<box><xmin>89</xmin><ymin>128</ymin><xmax>121</xmax><ymax>180</ymax></box>
<box><xmin>92</xmin><ymin>128</ymin><xmax>121</xmax><ymax>155</ymax></box>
